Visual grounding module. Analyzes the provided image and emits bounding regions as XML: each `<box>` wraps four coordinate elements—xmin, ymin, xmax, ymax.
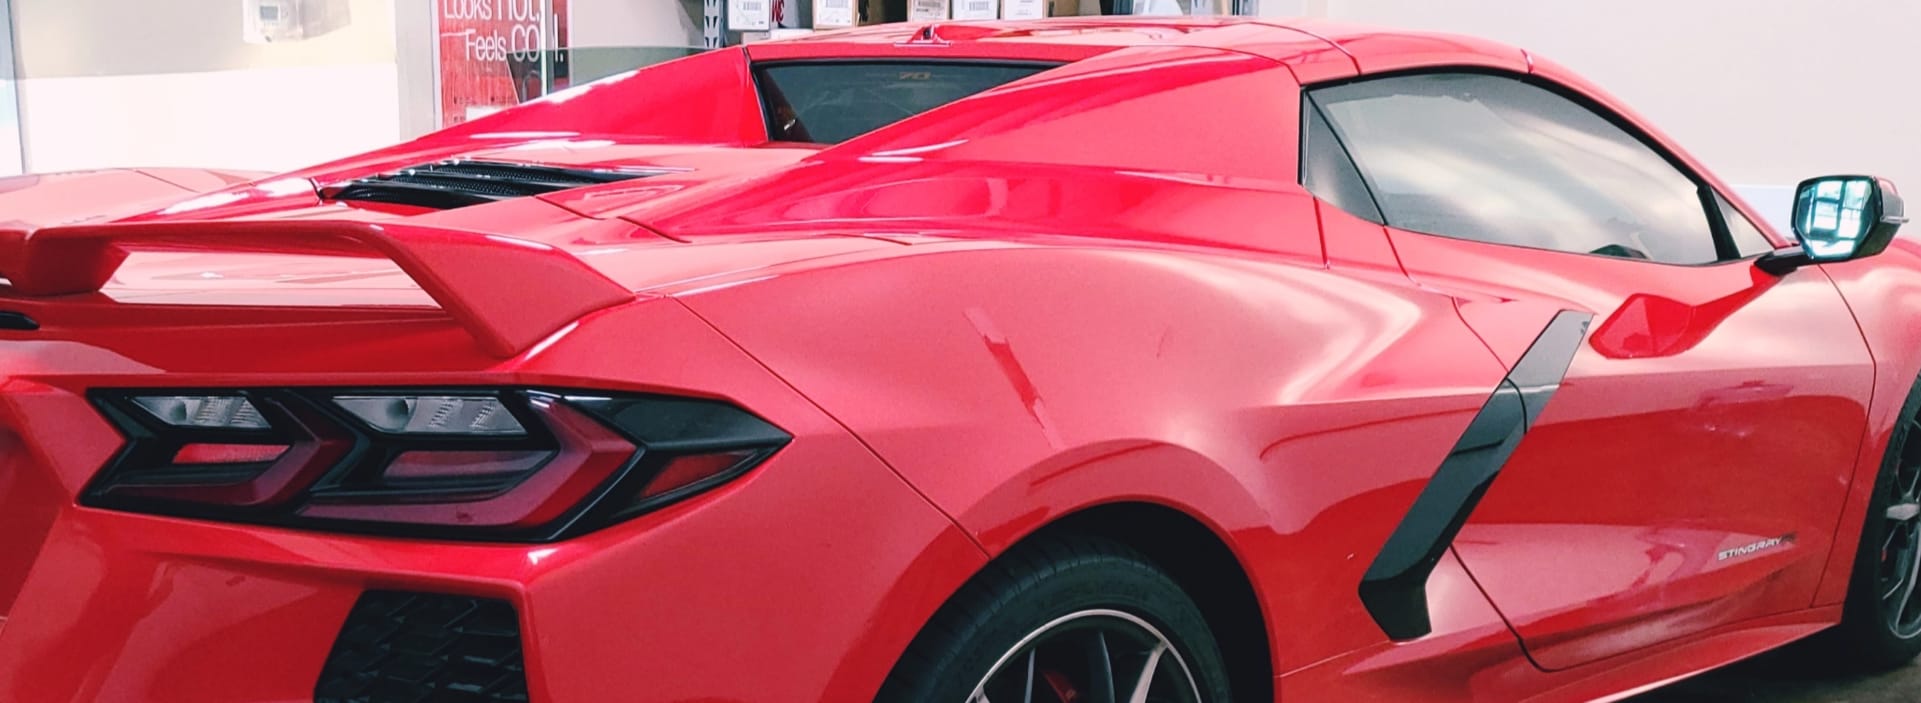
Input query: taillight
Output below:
<box><xmin>82</xmin><ymin>388</ymin><xmax>789</xmax><ymax>541</ymax></box>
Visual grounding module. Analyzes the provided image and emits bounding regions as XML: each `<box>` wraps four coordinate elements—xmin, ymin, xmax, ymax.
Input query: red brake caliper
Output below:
<box><xmin>1041</xmin><ymin>670</ymin><xmax>1081</xmax><ymax>702</ymax></box>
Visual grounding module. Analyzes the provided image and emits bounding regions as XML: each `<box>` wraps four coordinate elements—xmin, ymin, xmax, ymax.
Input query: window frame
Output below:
<box><xmin>1299</xmin><ymin>68</ymin><xmax>1762</xmax><ymax>268</ymax></box>
<box><xmin>1299</xmin><ymin>95</ymin><xmax>1385</xmax><ymax>225</ymax></box>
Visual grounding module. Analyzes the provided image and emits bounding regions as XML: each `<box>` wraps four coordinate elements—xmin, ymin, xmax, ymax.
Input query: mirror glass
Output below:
<box><xmin>1795</xmin><ymin>176</ymin><xmax>1875</xmax><ymax>260</ymax></box>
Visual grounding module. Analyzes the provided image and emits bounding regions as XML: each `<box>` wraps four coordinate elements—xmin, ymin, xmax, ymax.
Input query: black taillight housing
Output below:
<box><xmin>82</xmin><ymin>388</ymin><xmax>789</xmax><ymax>541</ymax></box>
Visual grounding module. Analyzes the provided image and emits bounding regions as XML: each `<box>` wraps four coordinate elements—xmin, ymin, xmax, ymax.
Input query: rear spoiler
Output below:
<box><xmin>0</xmin><ymin>220</ymin><xmax>635</xmax><ymax>358</ymax></box>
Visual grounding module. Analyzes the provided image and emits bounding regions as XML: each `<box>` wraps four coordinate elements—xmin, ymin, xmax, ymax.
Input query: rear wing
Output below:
<box><xmin>0</xmin><ymin>220</ymin><xmax>635</xmax><ymax>358</ymax></box>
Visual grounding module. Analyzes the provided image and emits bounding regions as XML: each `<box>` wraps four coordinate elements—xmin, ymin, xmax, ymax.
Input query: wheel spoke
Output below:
<box><xmin>969</xmin><ymin>610</ymin><xmax>1202</xmax><ymax>703</ymax></box>
<box><xmin>1125</xmin><ymin>642</ymin><xmax>1168</xmax><ymax>703</ymax></box>
<box><xmin>1087</xmin><ymin>630</ymin><xmax>1117</xmax><ymax>703</ymax></box>
<box><xmin>1887</xmin><ymin>524</ymin><xmax>1914</xmax><ymax>601</ymax></box>
<box><xmin>1022</xmin><ymin>649</ymin><xmax>1035</xmax><ymax>703</ymax></box>
<box><xmin>1896</xmin><ymin>525</ymin><xmax>1921</xmax><ymax>631</ymax></box>
<box><xmin>1871</xmin><ymin>412</ymin><xmax>1921</xmax><ymax>639</ymax></box>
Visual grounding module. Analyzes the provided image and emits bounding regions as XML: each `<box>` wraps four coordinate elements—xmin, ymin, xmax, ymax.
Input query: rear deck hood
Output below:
<box><xmin>0</xmin><ymin>138</ymin><xmax>905</xmax><ymax>360</ymax></box>
<box><xmin>63</xmin><ymin>137</ymin><xmax>885</xmax><ymax>304</ymax></box>
<box><xmin>115</xmin><ymin>137</ymin><xmax>824</xmax><ymax>227</ymax></box>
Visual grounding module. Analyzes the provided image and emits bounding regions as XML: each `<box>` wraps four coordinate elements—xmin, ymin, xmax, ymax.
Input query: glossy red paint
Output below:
<box><xmin>0</xmin><ymin>16</ymin><xmax>1908</xmax><ymax>703</ymax></box>
<box><xmin>430</xmin><ymin>46</ymin><xmax>769</xmax><ymax>147</ymax></box>
<box><xmin>1291</xmin><ymin>18</ymin><xmax>1530</xmax><ymax>74</ymax></box>
<box><xmin>1806</xmin><ymin>238</ymin><xmax>1921</xmax><ymax>607</ymax></box>
<box><xmin>1392</xmin><ymin>230</ymin><xmax>1873</xmax><ymax>670</ymax></box>
<box><xmin>0</xmin><ymin>299</ymin><xmax>985</xmax><ymax>702</ymax></box>
<box><xmin>0</xmin><ymin>168</ymin><xmax>263</xmax><ymax>230</ymax></box>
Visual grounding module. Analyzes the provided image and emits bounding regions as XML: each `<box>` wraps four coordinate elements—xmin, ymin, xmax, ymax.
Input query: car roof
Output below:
<box><xmin>744</xmin><ymin>16</ymin><xmax>1530</xmax><ymax>79</ymax></box>
<box><xmin>770</xmin><ymin>15</ymin><xmax>1268</xmax><ymax>46</ymax></box>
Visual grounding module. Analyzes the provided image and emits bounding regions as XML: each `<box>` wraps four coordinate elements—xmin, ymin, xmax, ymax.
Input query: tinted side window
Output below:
<box><xmin>756</xmin><ymin>62</ymin><xmax>1050</xmax><ymax>144</ymax></box>
<box><xmin>1716</xmin><ymin>191</ymin><xmax>1779</xmax><ymax>258</ymax></box>
<box><xmin>1301</xmin><ymin>101</ymin><xmax>1383</xmax><ymax>223</ymax></box>
<box><xmin>1313</xmin><ymin>74</ymin><xmax>1719</xmax><ymax>265</ymax></box>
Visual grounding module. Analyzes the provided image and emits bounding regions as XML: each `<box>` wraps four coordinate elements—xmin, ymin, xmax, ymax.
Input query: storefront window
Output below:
<box><xmin>436</xmin><ymin>0</ymin><xmax>570</xmax><ymax>126</ymax></box>
<box><xmin>435</xmin><ymin>0</ymin><xmax>713</xmax><ymax>126</ymax></box>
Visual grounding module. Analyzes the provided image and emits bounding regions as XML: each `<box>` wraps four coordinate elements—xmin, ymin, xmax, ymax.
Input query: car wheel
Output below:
<box><xmin>877</xmin><ymin>535</ymin><xmax>1236</xmax><ymax>703</ymax></box>
<box><xmin>1810</xmin><ymin>378</ymin><xmax>1921</xmax><ymax>671</ymax></box>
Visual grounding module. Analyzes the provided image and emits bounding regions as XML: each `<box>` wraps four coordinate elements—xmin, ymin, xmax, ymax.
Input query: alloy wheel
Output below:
<box><xmin>967</xmin><ymin>609</ymin><xmax>1203</xmax><ymax>703</ymax></box>
<box><xmin>1882</xmin><ymin>416</ymin><xmax>1921</xmax><ymax>639</ymax></box>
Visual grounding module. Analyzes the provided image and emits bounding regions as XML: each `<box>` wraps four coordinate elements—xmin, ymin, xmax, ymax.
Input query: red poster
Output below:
<box><xmin>437</xmin><ymin>0</ymin><xmax>571</xmax><ymax>127</ymax></box>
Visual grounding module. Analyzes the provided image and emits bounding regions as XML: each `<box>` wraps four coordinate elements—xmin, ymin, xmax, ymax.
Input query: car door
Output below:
<box><xmin>1307</xmin><ymin>72</ymin><xmax>1876</xmax><ymax>670</ymax></box>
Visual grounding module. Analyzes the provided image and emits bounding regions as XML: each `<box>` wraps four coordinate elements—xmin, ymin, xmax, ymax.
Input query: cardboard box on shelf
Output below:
<box><xmin>909</xmin><ymin>0</ymin><xmax>950</xmax><ymax>20</ymax></box>
<box><xmin>951</xmin><ymin>0</ymin><xmax>997</xmax><ymax>19</ymax></box>
<box><xmin>1002</xmin><ymin>0</ymin><xmax>1046</xmax><ymax>19</ymax></box>
<box><xmin>813</xmin><ymin>0</ymin><xmax>855</xmax><ymax>27</ymax></box>
<box><xmin>818</xmin><ymin>0</ymin><xmax>891</xmax><ymax>27</ymax></box>
<box><xmin>1049</xmin><ymin>0</ymin><xmax>1087</xmax><ymax>15</ymax></box>
<box><xmin>728</xmin><ymin>0</ymin><xmax>773</xmax><ymax>31</ymax></box>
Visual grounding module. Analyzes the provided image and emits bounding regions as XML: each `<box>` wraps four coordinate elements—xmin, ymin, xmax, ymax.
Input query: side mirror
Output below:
<box><xmin>1758</xmin><ymin>175</ymin><xmax>1907</xmax><ymax>275</ymax></box>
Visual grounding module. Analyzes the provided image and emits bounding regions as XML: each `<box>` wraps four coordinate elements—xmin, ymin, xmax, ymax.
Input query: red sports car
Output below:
<box><xmin>0</xmin><ymin>15</ymin><xmax>1915</xmax><ymax>703</ymax></box>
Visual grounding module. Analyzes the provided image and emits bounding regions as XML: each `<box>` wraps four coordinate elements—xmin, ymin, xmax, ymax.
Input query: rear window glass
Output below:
<box><xmin>755</xmin><ymin>61</ymin><xmax>1052</xmax><ymax>144</ymax></box>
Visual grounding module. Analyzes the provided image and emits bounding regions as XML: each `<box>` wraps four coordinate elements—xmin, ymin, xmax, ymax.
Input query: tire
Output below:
<box><xmin>1807</xmin><ymin>378</ymin><xmax>1921</xmax><ymax>671</ymax></box>
<box><xmin>877</xmin><ymin>535</ymin><xmax>1236</xmax><ymax>703</ymax></box>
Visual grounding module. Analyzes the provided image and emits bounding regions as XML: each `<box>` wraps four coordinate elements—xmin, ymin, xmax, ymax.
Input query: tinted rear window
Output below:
<box><xmin>756</xmin><ymin>61</ymin><xmax>1052</xmax><ymax>144</ymax></box>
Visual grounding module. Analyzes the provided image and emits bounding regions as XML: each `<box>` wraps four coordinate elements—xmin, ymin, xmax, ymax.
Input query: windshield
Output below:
<box><xmin>755</xmin><ymin>61</ymin><xmax>1054</xmax><ymax>144</ymax></box>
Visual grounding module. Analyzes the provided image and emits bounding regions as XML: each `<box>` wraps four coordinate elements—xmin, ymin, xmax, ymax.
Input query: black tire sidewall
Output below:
<box><xmin>879</xmin><ymin>537</ymin><xmax>1236</xmax><ymax>702</ymax></box>
<box><xmin>1831</xmin><ymin>378</ymin><xmax>1921</xmax><ymax>669</ymax></box>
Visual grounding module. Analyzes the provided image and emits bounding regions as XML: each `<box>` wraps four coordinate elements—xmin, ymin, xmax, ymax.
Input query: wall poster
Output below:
<box><xmin>437</xmin><ymin>0</ymin><xmax>571</xmax><ymax>127</ymax></box>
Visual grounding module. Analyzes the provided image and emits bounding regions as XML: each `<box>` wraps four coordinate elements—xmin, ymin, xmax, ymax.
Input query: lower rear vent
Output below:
<box><xmin>315</xmin><ymin>591</ymin><xmax>529</xmax><ymax>703</ymax></box>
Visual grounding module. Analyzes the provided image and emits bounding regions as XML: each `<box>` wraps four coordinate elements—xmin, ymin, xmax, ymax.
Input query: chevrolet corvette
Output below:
<box><xmin>0</xmin><ymin>15</ymin><xmax>1916</xmax><ymax>703</ymax></box>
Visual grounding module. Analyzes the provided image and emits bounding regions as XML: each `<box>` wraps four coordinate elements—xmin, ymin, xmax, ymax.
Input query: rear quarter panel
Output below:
<box><xmin>675</xmin><ymin>241</ymin><xmax>1518</xmax><ymax>672</ymax></box>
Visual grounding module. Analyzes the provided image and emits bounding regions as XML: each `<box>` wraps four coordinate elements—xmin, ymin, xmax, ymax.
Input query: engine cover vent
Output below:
<box><xmin>323</xmin><ymin>159</ymin><xmax>675</xmax><ymax>210</ymax></box>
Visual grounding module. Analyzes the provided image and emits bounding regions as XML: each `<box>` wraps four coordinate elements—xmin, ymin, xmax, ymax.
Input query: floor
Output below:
<box><xmin>1627</xmin><ymin>651</ymin><xmax>1921</xmax><ymax>702</ymax></box>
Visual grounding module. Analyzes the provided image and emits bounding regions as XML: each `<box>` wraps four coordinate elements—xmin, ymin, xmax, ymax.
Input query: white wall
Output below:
<box><xmin>1262</xmin><ymin>0</ymin><xmax>1921</xmax><ymax>232</ymax></box>
<box><xmin>17</xmin><ymin>65</ymin><xmax>400</xmax><ymax>173</ymax></box>
<box><xmin>12</xmin><ymin>0</ymin><xmax>404</xmax><ymax>173</ymax></box>
<box><xmin>569</xmin><ymin>0</ymin><xmax>702</xmax><ymax>49</ymax></box>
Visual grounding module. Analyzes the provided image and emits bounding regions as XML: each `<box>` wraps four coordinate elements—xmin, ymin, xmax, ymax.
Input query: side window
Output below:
<box><xmin>1715</xmin><ymin>191</ymin><xmax>1779</xmax><ymax>258</ymax></box>
<box><xmin>1311</xmin><ymin>73</ymin><xmax>1721</xmax><ymax>265</ymax></box>
<box><xmin>1300</xmin><ymin>100</ymin><xmax>1384</xmax><ymax>224</ymax></box>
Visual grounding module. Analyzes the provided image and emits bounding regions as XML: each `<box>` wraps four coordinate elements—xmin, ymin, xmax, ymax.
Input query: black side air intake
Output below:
<box><xmin>323</xmin><ymin>159</ymin><xmax>674</xmax><ymax>210</ymax></box>
<box><xmin>315</xmin><ymin>591</ymin><xmax>530</xmax><ymax>703</ymax></box>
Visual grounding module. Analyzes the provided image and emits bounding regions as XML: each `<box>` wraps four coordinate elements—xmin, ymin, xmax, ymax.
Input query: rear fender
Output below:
<box><xmin>676</xmin><ymin>243</ymin><xmax>1514</xmax><ymax>672</ymax></box>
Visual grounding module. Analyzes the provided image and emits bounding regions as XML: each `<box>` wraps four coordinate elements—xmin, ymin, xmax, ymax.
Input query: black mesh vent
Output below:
<box><xmin>315</xmin><ymin>591</ymin><xmax>530</xmax><ymax>703</ymax></box>
<box><xmin>323</xmin><ymin>159</ymin><xmax>674</xmax><ymax>210</ymax></box>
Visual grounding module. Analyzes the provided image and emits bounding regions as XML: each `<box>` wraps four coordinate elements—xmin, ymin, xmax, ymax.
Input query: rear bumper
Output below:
<box><xmin>0</xmin><ymin>300</ymin><xmax>988</xmax><ymax>702</ymax></box>
<box><xmin>0</xmin><ymin>404</ymin><xmax>984</xmax><ymax>703</ymax></box>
